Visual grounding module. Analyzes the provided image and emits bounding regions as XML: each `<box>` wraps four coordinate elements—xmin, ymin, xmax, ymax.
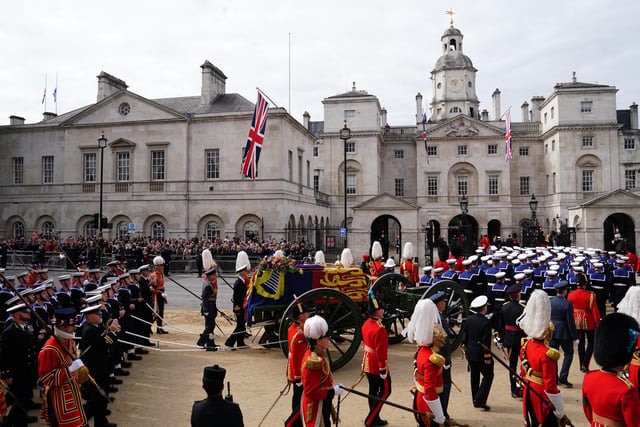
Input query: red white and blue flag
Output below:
<box><xmin>241</xmin><ymin>91</ymin><xmax>270</xmax><ymax>180</ymax></box>
<box><xmin>422</xmin><ymin>112</ymin><xmax>429</xmax><ymax>164</ymax></box>
<box><xmin>505</xmin><ymin>108</ymin><xmax>512</xmax><ymax>162</ymax></box>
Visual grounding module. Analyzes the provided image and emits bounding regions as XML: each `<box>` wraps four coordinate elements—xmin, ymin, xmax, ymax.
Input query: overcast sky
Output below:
<box><xmin>1</xmin><ymin>0</ymin><xmax>639</xmax><ymax>127</ymax></box>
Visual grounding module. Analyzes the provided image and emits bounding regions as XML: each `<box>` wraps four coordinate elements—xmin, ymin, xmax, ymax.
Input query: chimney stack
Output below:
<box><xmin>9</xmin><ymin>115</ymin><xmax>25</xmax><ymax>125</ymax></box>
<box><xmin>481</xmin><ymin>109</ymin><xmax>489</xmax><ymax>121</ymax></box>
<box><xmin>200</xmin><ymin>60</ymin><xmax>227</xmax><ymax>105</ymax></box>
<box><xmin>42</xmin><ymin>112</ymin><xmax>57</xmax><ymax>122</ymax></box>
<box><xmin>530</xmin><ymin>96</ymin><xmax>545</xmax><ymax>122</ymax></box>
<box><xmin>630</xmin><ymin>102</ymin><xmax>638</xmax><ymax>130</ymax></box>
<box><xmin>381</xmin><ymin>108</ymin><xmax>388</xmax><ymax>128</ymax></box>
<box><xmin>521</xmin><ymin>101</ymin><xmax>530</xmax><ymax>123</ymax></box>
<box><xmin>97</xmin><ymin>72</ymin><xmax>128</xmax><ymax>102</ymax></box>
<box><xmin>303</xmin><ymin>111</ymin><xmax>310</xmax><ymax>129</ymax></box>
<box><xmin>415</xmin><ymin>93</ymin><xmax>423</xmax><ymax>124</ymax></box>
<box><xmin>492</xmin><ymin>88</ymin><xmax>501</xmax><ymax>120</ymax></box>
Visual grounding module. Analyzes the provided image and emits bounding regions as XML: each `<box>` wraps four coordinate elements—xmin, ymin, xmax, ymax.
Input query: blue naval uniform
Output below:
<box><xmin>609</xmin><ymin>266</ymin><xmax>634</xmax><ymax>308</ymax></box>
<box><xmin>442</xmin><ymin>269</ymin><xmax>459</xmax><ymax>282</ymax></box>
<box><xmin>489</xmin><ymin>280</ymin><xmax>508</xmax><ymax>313</ymax></box>
<box><xmin>541</xmin><ymin>275</ymin><xmax>560</xmax><ymax>297</ymax></box>
<box><xmin>458</xmin><ymin>269</ymin><xmax>476</xmax><ymax>301</ymax></box>
<box><xmin>419</xmin><ymin>274</ymin><xmax>432</xmax><ymax>286</ymax></box>
<box><xmin>588</xmin><ymin>270</ymin><xmax>608</xmax><ymax>317</ymax></box>
<box><xmin>520</xmin><ymin>277</ymin><xmax>535</xmax><ymax>304</ymax></box>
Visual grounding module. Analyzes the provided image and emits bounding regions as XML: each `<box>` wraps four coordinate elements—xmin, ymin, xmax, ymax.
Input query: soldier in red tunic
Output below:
<box><xmin>361</xmin><ymin>292</ymin><xmax>390</xmax><ymax>427</ymax></box>
<box><xmin>300</xmin><ymin>316</ymin><xmax>342</xmax><ymax>427</ymax></box>
<box><xmin>284</xmin><ymin>298</ymin><xmax>311</xmax><ymax>427</ymax></box>
<box><xmin>582</xmin><ymin>312</ymin><xmax>640</xmax><ymax>426</ymax></box>
<box><xmin>617</xmin><ymin>285</ymin><xmax>640</xmax><ymax>394</ymax></box>
<box><xmin>149</xmin><ymin>256</ymin><xmax>168</xmax><ymax>334</ymax></box>
<box><xmin>567</xmin><ymin>273</ymin><xmax>600</xmax><ymax>372</ymax></box>
<box><xmin>38</xmin><ymin>307</ymin><xmax>90</xmax><ymax>427</ymax></box>
<box><xmin>404</xmin><ymin>298</ymin><xmax>447</xmax><ymax>427</ymax></box>
<box><xmin>368</xmin><ymin>241</ymin><xmax>385</xmax><ymax>281</ymax></box>
<box><xmin>518</xmin><ymin>290</ymin><xmax>571</xmax><ymax>427</ymax></box>
<box><xmin>400</xmin><ymin>242</ymin><xmax>419</xmax><ymax>287</ymax></box>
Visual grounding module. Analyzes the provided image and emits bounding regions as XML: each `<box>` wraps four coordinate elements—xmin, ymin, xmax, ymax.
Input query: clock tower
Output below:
<box><xmin>429</xmin><ymin>24</ymin><xmax>480</xmax><ymax>122</ymax></box>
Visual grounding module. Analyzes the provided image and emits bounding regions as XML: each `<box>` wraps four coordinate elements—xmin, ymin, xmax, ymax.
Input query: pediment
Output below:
<box><xmin>109</xmin><ymin>138</ymin><xmax>136</xmax><ymax>149</ymax></box>
<box><xmin>353</xmin><ymin>192</ymin><xmax>419</xmax><ymax>211</ymax></box>
<box><xmin>577</xmin><ymin>189</ymin><xmax>640</xmax><ymax>208</ymax></box>
<box><xmin>61</xmin><ymin>91</ymin><xmax>185</xmax><ymax>126</ymax></box>
<box><xmin>426</xmin><ymin>115</ymin><xmax>504</xmax><ymax>139</ymax></box>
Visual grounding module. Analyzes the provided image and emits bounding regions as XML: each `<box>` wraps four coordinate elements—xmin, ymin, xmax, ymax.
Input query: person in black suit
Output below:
<box><xmin>549</xmin><ymin>280</ymin><xmax>578</xmax><ymax>387</ymax></box>
<box><xmin>80</xmin><ymin>303</ymin><xmax>120</xmax><ymax>427</ymax></box>
<box><xmin>160</xmin><ymin>244</ymin><xmax>173</xmax><ymax>277</ymax></box>
<box><xmin>496</xmin><ymin>281</ymin><xmax>526</xmax><ymax>398</ymax></box>
<box><xmin>225</xmin><ymin>252</ymin><xmax>250</xmax><ymax>350</ymax></box>
<box><xmin>461</xmin><ymin>295</ymin><xmax>494</xmax><ymax>411</ymax></box>
<box><xmin>0</xmin><ymin>303</ymin><xmax>39</xmax><ymax>426</ymax></box>
<box><xmin>191</xmin><ymin>365</ymin><xmax>243</xmax><ymax>427</ymax></box>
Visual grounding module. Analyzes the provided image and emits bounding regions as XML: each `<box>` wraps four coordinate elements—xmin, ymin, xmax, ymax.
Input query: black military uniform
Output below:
<box><xmin>191</xmin><ymin>365</ymin><xmax>243</xmax><ymax>427</ymax></box>
<box><xmin>225</xmin><ymin>255</ymin><xmax>250</xmax><ymax>349</ymax></box>
<box><xmin>137</xmin><ymin>265</ymin><xmax>153</xmax><ymax>345</ymax></box>
<box><xmin>496</xmin><ymin>284</ymin><xmax>526</xmax><ymax>397</ymax></box>
<box><xmin>197</xmin><ymin>268</ymin><xmax>218</xmax><ymax>350</ymax></box>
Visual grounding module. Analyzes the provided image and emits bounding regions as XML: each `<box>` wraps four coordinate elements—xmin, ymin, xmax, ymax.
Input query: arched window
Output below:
<box><xmin>243</xmin><ymin>221</ymin><xmax>259</xmax><ymax>241</ymax></box>
<box><xmin>117</xmin><ymin>221</ymin><xmax>129</xmax><ymax>241</ymax></box>
<box><xmin>151</xmin><ymin>221</ymin><xmax>165</xmax><ymax>240</ymax></box>
<box><xmin>205</xmin><ymin>221</ymin><xmax>220</xmax><ymax>241</ymax></box>
<box><xmin>84</xmin><ymin>222</ymin><xmax>97</xmax><ymax>239</ymax></box>
<box><xmin>42</xmin><ymin>221</ymin><xmax>55</xmax><ymax>239</ymax></box>
<box><xmin>12</xmin><ymin>222</ymin><xmax>24</xmax><ymax>239</ymax></box>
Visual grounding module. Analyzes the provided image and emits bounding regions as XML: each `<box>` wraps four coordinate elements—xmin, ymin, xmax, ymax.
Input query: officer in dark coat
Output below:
<box><xmin>225</xmin><ymin>252</ymin><xmax>250</xmax><ymax>349</ymax></box>
<box><xmin>549</xmin><ymin>280</ymin><xmax>578</xmax><ymax>387</ymax></box>
<box><xmin>496</xmin><ymin>282</ymin><xmax>526</xmax><ymax>397</ymax></box>
<box><xmin>197</xmin><ymin>268</ymin><xmax>218</xmax><ymax>350</ymax></box>
<box><xmin>191</xmin><ymin>365</ymin><xmax>243</xmax><ymax>427</ymax></box>
<box><xmin>461</xmin><ymin>295</ymin><xmax>494</xmax><ymax>411</ymax></box>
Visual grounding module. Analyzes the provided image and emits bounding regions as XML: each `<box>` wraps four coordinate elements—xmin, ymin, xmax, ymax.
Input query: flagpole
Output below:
<box><xmin>43</xmin><ymin>74</ymin><xmax>47</xmax><ymax>112</ymax></box>
<box><xmin>255</xmin><ymin>87</ymin><xmax>279</xmax><ymax>109</ymax></box>
<box><xmin>55</xmin><ymin>73</ymin><xmax>58</xmax><ymax>115</ymax></box>
<box><xmin>498</xmin><ymin>105</ymin><xmax>512</xmax><ymax>121</ymax></box>
<box><xmin>288</xmin><ymin>32</ymin><xmax>291</xmax><ymax>113</ymax></box>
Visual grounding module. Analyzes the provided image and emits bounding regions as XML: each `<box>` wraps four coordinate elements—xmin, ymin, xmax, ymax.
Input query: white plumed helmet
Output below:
<box><xmin>618</xmin><ymin>286</ymin><xmax>640</xmax><ymax>323</ymax></box>
<box><xmin>340</xmin><ymin>248</ymin><xmax>354</xmax><ymax>267</ymax></box>
<box><xmin>371</xmin><ymin>241</ymin><xmax>383</xmax><ymax>260</ymax></box>
<box><xmin>235</xmin><ymin>250</ymin><xmax>251</xmax><ymax>273</ymax></box>
<box><xmin>153</xmin><ymin>256</ymin><xmax>165</xmax><ymax>266</ymax></box>
<box><xmin>304</xmin><ymin>315</ymin><xmax>328</xmax><ymax>340</ymax></box>
<box><xmin>402</xmin><ymin>242</ymin><xmax>414</xmax><ymax>260</ymax></box>
<box><xmin>314</xmin><ymin>250</ymin><xmax>325</xmax><ymax>265</ymax></box>
<box><xmin>403</xmin><ymin>299</ymin><xmax>441</xmax><ymax>346</ymax></box>
<box><xmin>202</xmin><ymin>248</ymin><xmax>215</xmax><ymax>271</ymax></box>
<box><xmin>518</xmin><ymin>290</ymin><xmax>551</xmax><ymax>339</ymax></box>
<box><xmin>274</xmin><ymin>250</ymin><xmax>286</xmax><ymax>258</ymax></box>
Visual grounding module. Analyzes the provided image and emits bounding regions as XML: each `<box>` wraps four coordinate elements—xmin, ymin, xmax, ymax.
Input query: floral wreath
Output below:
<box><xmin>257</xmin><ymin>254</ymin><xmax>301</xmax><ymax>275</ymax></box>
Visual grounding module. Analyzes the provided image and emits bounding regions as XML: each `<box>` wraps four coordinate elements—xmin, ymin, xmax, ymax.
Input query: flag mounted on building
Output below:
<box><xmin>241</xmin><ymin>90</ymin><xmax>270</xmax><ymax>180</ymax></box>
<box><xmin>505</xmin><ymin>108</ymin><xmax>512</xmax><ymax>162</ymax></box>
<box><xmin>422</xmin><ymin>111</ymin><xmax>429</xmax><ymax>164</ymax></box>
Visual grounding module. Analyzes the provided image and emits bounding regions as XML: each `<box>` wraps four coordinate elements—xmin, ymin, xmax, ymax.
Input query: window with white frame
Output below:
<box><xmin>457</xmin><ymin>176</ymin><xmax>468</xmax><ymax>196</ymax></box>
<box><xmin>313</xmin><ymin>175</ymin><xmax>319</xmax><ymax>191</ymax></box>
<box><xmin>313</xmin><ymin>146</ymin><xmax>319</xmax><ymax>157</ymax></box>
<box><xmin>427</xmin><ymin>145</ymin><xmax>437</xmax><ymax>157</ymax></box>
<box><xmin>487</xmin><ymin>145</ymin><xmax>497</xmax><ymax>155</ymax></box>
<box><xmin>42</xmin><ymin>221</ymin><xmax>55</xmax><ymax>238</ymax></box>
<box><xmin>427</xmin><ymin>176</ymin><xmax>438</xmax><ymax>196</ymax></box>
<box><xmin>582</xmin><ymin>136</ymin><xmax>594</xmax><ymax>148</ymax></box>
<box><xmin>582</xmin><ymin>170</ymin><xmax>594</xmax><ymax>192</ymax></box>
<box><xmin>84</xmin><ymin>222</ymin><xmax>96</xmax><ymax>239</ymax></box>
<box><xmin>12</xmin><ymin>157</ymin><xmax>24</xmax><ymax>184</ymax></box>
<box><xmin>488</xmin><ymin>175</ymin><xmax>499</xmax><ymax>195</ymax></box>
<box><xmin>394</xmin><ymin>150</ymin><xmax>404</xmax><ymax>159</ymax></box>
<box><xmin>624</xmin><ymin>138</ymin><xmax>636</xmax><ymax>150</ymax></box>
<box><xmin>83</xmin><ymin>153</ymin><xmax>96</xmax><ymax>183</ymax></box>
<box><xmin>519</xmin><ymin>147</ymin><xmax>529</xmax><ymax>156</ymax></box>
<box><xmin>344</xmin><ymin>110</ymin><xmax>355</xmax><ymax>122</ymax></box>
<box><xmin>117</xmin><ymin>152</ymin><xmax>130</xmax><ymax>182</ymax></box>
<box><xmin>395</xmin><ymin>178</ymin><xmax>404</xmax><ymax>197</ymax></box>
<box><xmin>346</xmin><ymin>174</ymin><xmax>356</xmax><ymax>195</ymax></box>
<box><xmin>12</xmin><ymin>222</ymin><xmax>24</xmax><ymax>239</ymax></box>
<box><xmin>206</xmin><ymin>149</ymin><xmax>219</xmax><ymax>180</ymax></box>
<box><xmin>205</xmin><ymin>221</ymin><xmax>220</xmax><ymax>241</ymax></box>
<box><xmin>625</xmin><ymin>170</ymin><xmax>636</xmax><ymax>189</ymax></box>
<box><xmin>345</xmin><ymin>141</ymin><xmax>355</xmax><ymax>153</ymax></box>
<box><xmin>42</xmin><ymin>156</ymin><xmax>54</xmax><ymax>184</ymax></box>
<box><xmin>457</xmin><ymin>145</ymin><xmax>467</xmax><ymax>156</ymax></box>
<box><xmin>520</xmin><ymin>176</ymin><xmax>530</xmax><ymax>195</ymax></box>
<box><xmin>580</xmin><ymin>101</ymin><xmax>593</xmax><ymax>113</ymax></box>
<box><xmin>151</xmin><ymin>221</ymin><xmax>165</xmax><ymax>239</ymax></box>
<box><xmin>244</xmin><ymin>221</ymin><xmax>259</xmax><ymax>240</ymax></box>
<box><xmin>151</xmin><ymin>151</ymin><xmax>165</xmax><ymax>181</ymax></box>
<box><xmin>117</xmin><ymin>221</ymin><xmax>128</xmax><ymax>241</ymax></box>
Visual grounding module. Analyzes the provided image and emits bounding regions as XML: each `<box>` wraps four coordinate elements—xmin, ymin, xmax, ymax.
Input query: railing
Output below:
<box><xmin>82</xmin><ymin>183</ymin><xmax>96</xmax><ymax>193</ymax></box>
<box><xmin>115</xmin><ymin>182</ymin><xmax>130</xmax><ymax>192</ymax></box>
<box><xmin>150</xmin><ymin>182</ymin><xmax>164</xmax><ymax>192</ymax></box>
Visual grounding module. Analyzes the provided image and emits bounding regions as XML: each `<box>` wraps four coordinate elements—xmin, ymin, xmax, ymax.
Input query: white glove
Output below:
<box><xmin>161</xmin><ymin>293</ymin><xmax>167</xmax><ymax>298</ymax></box>
<box><xmin>496</xmin><ymin>342</ymin><xmax>504</xmax><ymax>350</ymax></box>
<box><xmin>333</xmin><ymin>384</ymin><xmax>344</xmax><ymax>396</ymax></box>
<box><xmin>69</xmin><ymin>359</ymin><xmax>85</xmax><ymax>373</ymax></box>
<box><xmin>380</xmin><ymin>369</ymin><xmax>388</xmax><ymax>380</ymax></box>
<box><xmin>546</xmin><ymin>390</ymin><xmax>565</xmax><ymax>418</ymax></box>
<box><xmin>424</xmin><ymin>397</ymin><xmax>446</xmax><ymax>424</ymax></box>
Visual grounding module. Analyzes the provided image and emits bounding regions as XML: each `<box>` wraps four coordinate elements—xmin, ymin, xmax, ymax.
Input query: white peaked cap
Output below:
<box><xmin>518</xmin><ymin>290</ymin><xmax>551</xmax><ymax>339</ymax></box>
<box><xmin>304</xmin><ymin>315</ymin><xmax>328</xmax><ymax>340</ymax></box>
<box><xmin>235</xmin><ymin>251</ymin><xmax>251</xmax><ymax>273</ymax></box>
<box><xmin>371</xmin><ymin>241</ymin><xmax>383</xmax><ymax>259</ymax></box>
<box><xmin>314</xmin><ymin>250</ymin><xmax>325</xmax><ymax>264</ymax></box>
<box><xmin>402</xmin><ymin>242</ymin><xmax>414</xmax><ymax>259</ymax></box>
<box><xmin>340</xmin><ymin>248</ymin><xmax>354</xmax><ymax>267</ymax></box>
<box><xmin>403</xmin><ymin>299</ymin><xmax>441</xmax><ymax>346</ymax></box>
<box><xmin>618</xmin><ymin>286</ymin><xmax>640</xmax><ymax>323</ymax></box>
<box><xmin>202</xmin><ymin>248</ymin><xmax>215</xmax><ymax>271</ymax></box>
<box><xmin>274</xmin><ymin>250</ymin><xmax>286</xmax><ymax>258</ymax></box>
<box><xmin>153</xmin><ymin>256</ymin><xmax>164</xmax><ymax>266</ymax></box>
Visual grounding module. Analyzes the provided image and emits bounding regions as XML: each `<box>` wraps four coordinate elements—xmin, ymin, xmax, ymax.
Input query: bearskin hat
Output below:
<box><xmin>594</xmin><ymin>312</ymin><xmax>639</xmax><ymax>370</ymax></box>
<box><xmin>437</xmin><ymin>241</ymin><xmax>450</xmax><ymax>262</ymax></box>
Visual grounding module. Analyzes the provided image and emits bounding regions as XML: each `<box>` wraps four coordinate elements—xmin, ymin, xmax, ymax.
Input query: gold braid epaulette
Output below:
<box><xmin>429</xmin><ymin>352</ymin><xmax>445</xmax><ymax>367</ymax></box>
<box><xmin>305</xmin><ymin>352</ymin><xmax>323</xmax><ymax>370</ymax></box>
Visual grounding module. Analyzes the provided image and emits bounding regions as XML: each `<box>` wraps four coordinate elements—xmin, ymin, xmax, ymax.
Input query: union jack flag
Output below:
<box><xmin>505</xmin><ymin>108</ymin><xmax>512</xmax><ymax>162</ymax></box>
<box><xmin>422</xmin><ymin>112</ymin><xmax>429</xmax><ymax>164</ymax></box>
<box><xmin>241</xmin><ymin>91</ymin><xmax>270</xmax><ymax>180</ymax></box>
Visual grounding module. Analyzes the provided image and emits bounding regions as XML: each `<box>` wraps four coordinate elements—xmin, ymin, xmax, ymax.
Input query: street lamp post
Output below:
<box><xmin>339</xmin><ymin>121</ymin><xmax>351</xmax><ymax>249</ymax></box>
<box><xmin>528</xmin><ymin>194</ymin><xmax>538</xmax><ymax>246</ymax></box>
<box><xmin>459</xmin><ymin>194</ymin><xmax>469</xmax><ymax>255</ymax></box>
<box><xmin>98</xmin><ymin>131</ymin><xmax>108</xmax><ymax>238</ymax></box>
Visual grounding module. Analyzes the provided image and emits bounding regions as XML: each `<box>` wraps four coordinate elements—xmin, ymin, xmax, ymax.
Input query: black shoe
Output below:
<box><xmin>100</xmin><ymin>422</ymin><xmax>117</xmax><ymax>427</ymax></box>
<box><xmin>374</xmin><ymin>418</ymin><xmax>388</xmax><ymax>426</ymax></box>
<box><xmin>474</xmin><ymin>403</ymin><xmax>490</xmax><ymax>411</ymax></box>
<box><xmin>26</xmin><ymin>415</ymin><xmax>38</xmax><ymax>424</ymax></box>
<box><xmin>157</xmin><ymin>328</ymin><xmax>169</xmax><ymax>334</ymax></box>
<box><xmin>109</xmin><ymin>377</ymin><xmax>123</xmax><ymax>385</ymax></box>
<box><xmin>580</xmin><ymin>365</ymin><xmax>588</xmax><ymax>373</ymax></box>
<box><xmin>243</xmin><ymin>331</ymin><xmax>252</xmax><ymax>338</ymax></box>
<box><xmin>205</xmin><ymin>345</ymin><xmax>218</xmax><ymax>352</ymax></box>
<box><xmin>127</xmin><ymin>353</ymin><xmax>142</xmax><ymax>361</ymax></box>
<box><xmin>135</xmin><ymin>348</ymin><xmax>149</xmax><ymax>355</ymax></box>
<box><xmin>105</xmin><ymin>409</ymin><xmax>112</xmax><ymax>416</ymax></box>
<box><xmin>558</xmin><ymin>379</ymin><xmax>573</xmax><ymax>388</ymax></box>
<box><xmin>121</xmin><ymin>361</ymin><xmax>133</xmax><ymax>368</ymax></box>
<box><xmin>511</xmin><ymin>392</ymin><xmax>520</xmax><ymax>398</ymax></box>
<box><xmin>114</xmin><ymin>368</ymin><xmax>130</xmax><ymax>376</ymax></box>
<box><xmin>107</xmin><ymin>385</ymin><xmax>119</xmax><ymax>393</ymax></box>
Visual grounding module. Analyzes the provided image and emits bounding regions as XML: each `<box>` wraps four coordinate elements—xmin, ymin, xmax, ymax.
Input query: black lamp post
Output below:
<box><xmin>459</xmin><ymin>194</ymin><xmax>468</xmax><ymax>254</ymax></box>
<box><xmin>528</xmin><ymin>194</ymin><xmax>538</xmax><ymax>246</ymax></box>
<box><xmin>339</xmin><ymin>121</ymin><xmax>351</xmax><ymax>248</ymax></box>
<box><xmin>98</xmin><ymin>131</ymin><xmax>108</xmax><ymax>238</ymax></box>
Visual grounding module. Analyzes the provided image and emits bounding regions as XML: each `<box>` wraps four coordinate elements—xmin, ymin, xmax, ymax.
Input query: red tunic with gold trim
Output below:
<box><xmin>149</xmin><ymin>271</ymin><xmax>165</xmax><ymax>306</ymax></box>
<box><xmin>287</xmin><ymin>322</ymin><xmax>307</xmax><ymax>383</ymax></box>
<box><xmin>520</xmin><ymin>338</ymin><xmax>560</xmax><ymax>425</ymax></box>
<box><xmin>361</xmin><ymin>317</ymin><xmax>389</xmax><ymax>376</ymax></box>
<box><xmin>38</xmin><ymin>336</ymin><xmax>87</xmax><ymax>427</ymax></box>
<box><xmin>583</xmin><ymin>369</ymin><xmax>640</xmax><ymax>427</ymax></box>
<box><xmin>567</xmin><ymin>289</ymin><xmax>600</xmax><ymax>329</ymax></box>
<box><xmin>629</xmin><ymin>336</ymin><xmax>640</xmax><ymax>392</ymax></box>
<box><xmin>301</xmin><ymin>349</ymin><xmax>334</xmax><ymax>427</ymax></box>
<box><xmin>400</xmin><ymin>260</ymin><xmax>419</xmax><ymax>286</ymax></box>
<box><xmin>413</xmin><ymin>346</ymin><xmax>444</xmax><ymax>426</ymax></box>
<box><xmin>369</xmin><ymin>260</ymin><xmax>384</xmax><ymax>281</ymax></box>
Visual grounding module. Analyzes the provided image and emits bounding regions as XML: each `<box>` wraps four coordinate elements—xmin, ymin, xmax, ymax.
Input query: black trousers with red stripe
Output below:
<box><xmin>364</xmin><ymin>373</ymin><xmax>391</xmax><ymax>426</ymax></box>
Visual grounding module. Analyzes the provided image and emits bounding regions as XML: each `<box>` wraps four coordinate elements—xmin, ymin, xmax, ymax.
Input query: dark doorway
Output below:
<box><xmin>448</xmin><ymin>214</ymin><xmax>479</xmax><ymax>257</ymax></box>
<box><xmin>487</xmin><ymin>219</ymin><xmax>501</xmax><ymax>241</ymax></box>
<box><xmin>604</xmin><ymin>213</ymin><xmax>635</xmax><ymax>253</ymax></box>
<box><xmin>371</xmin><ymin>215</ymin><xmax>402</xmax><ymax>261</ymax></box>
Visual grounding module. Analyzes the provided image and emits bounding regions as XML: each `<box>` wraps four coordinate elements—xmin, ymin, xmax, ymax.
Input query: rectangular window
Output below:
<box><xmin>427</xmin><ymin>176</ymin><xmax>438</xmax><ymax>196</ymax></box>
<box><xmin>313</xmin><ymin>146</ymin><xmax>319</xmax><ymax>157</ymax></box>
<box><xmin>42</xmin><ymin>156</ymin><xmax>54</xmax><ymax>184</ymax></box>
<box><xmin>288</xmin><ymin>150</ymin><xmax>293</xmax><ymax>181</ymax></box>
<box><xmin>83</xmin><ymin>153</ymin><xmax>96</xmax><ymax>183</ymax></box>
<box><xmin>457</xmin><ymin>176</ymin><xmax>468</xmax><ymax>196</ymax></box>
<box><xmin>625</xmin><ymin>170</ymin><xmax>636</xmax><ymax>190</ymax></box>
<box><xmin>519</xmin><ymin>146</ymin><xmax>529</xmax><ymax>156</ymax></box>
<box><xmin>306</xmin><ymin>160</ymin><xmax>310</xmax><ymax>187</ymax></box>
<box><xmin>395</xmin><ymin>178</ymin><xmax>404</xmax><ymax>197</ymax></box>
<box><xmin>394</xmin><ymin>150</ymin><xmax>404</xmax><ymax>159</ymax></box>
<box><xmin>582</xmin><ymin>170</ymin><xmax>594</xmax><ymax>192</ymax></box>
<box><xmin>457</xmin><ymin>145</ymin><xmax>467</xmax><ymax>156</ymax></box>
<box><xmin>151</xmin><ymin>151</ymin><xmax>165</xmax><ymax>181</ymax></box>
<box><xmin>487</xmin><ymin>144</ymin><xmax>497</xmax><ymax>155</ymax></box>
<box><xmin>206</xmin><ymin>149</ymin><xmax>219</xmax><ymax>180</ymax></box>
<box><xmin>427</xmin><ymin>145</ymin><xmax>438</xmax><ymax>157</ymax></box>
<box><xmin>520</xmin><ymin>176</ymin><xmax>530</xmax><ymax>195</ymax></box>
<box><xmin>12</xmin><ymin>157</ymin><xmax>24</xmax><ymax>184</ymax></box>
<box><xmin>346</xmin><ymin>174</ymin><xmax>356</xmax><ymax>195</ymax></box>
<box><xmin>582</xmin><ymin>136</ymin><xmax>593</xmax><ymax>148</ymax></box>
<box><xmin>117</xmin><ymin>152</ymin><xmax>130</xmax><ymax>182</ymax></box>
<box><xmin>344</xmin><ymin>110</ymin><xmax>355</xmax><ymax>121</ymax></box>
<box><xmin>313</xmin><ymin>175</ymin><xmax>319</xmax><ymax>191</ymax></box>
<box><xmin>345</xmin><ymin>141</ymin><xmax>355</xmax><ymax>153</ymax></box>
<box><xmin>581</xmin><ymin>101</ymin><xmax>593</xmax><ymax>113</ymax></box>
<box><xmin>624</xmin><ymin>138</ymin><xmax>636</xmax><ymax>150</ymax></box>
<box><xmin>488</xmin><ymin>175</ymin><xmax>499</xmax><ymax>195</ymax></box>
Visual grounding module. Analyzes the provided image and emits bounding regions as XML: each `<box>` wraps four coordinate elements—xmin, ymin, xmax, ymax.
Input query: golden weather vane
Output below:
<box><xmin>445</xmin><ymin>8</ymin><xmax>455</xmax><ymax>26</ymax></box>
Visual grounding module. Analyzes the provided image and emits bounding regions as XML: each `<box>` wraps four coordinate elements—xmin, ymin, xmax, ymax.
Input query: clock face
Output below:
<box><xmin>447</xmin><ymin>78</ymin><xmax>462</xmax><ymax>92</ymax></box>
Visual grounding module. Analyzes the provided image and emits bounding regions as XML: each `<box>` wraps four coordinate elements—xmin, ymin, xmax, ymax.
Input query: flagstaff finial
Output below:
<box><xmin>445</xmin><ymin>9</ymin><xmax>455</xmax><ymax>26</ymax></box>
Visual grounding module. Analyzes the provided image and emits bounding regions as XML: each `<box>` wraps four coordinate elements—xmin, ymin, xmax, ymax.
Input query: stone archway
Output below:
<box><xmin>370</xmin><ymin>215</ymin><xmax>402</xmax><ymax>261</ymax></box>
<box><xmin>604</xmin><ymin>213</ymin><xmax>635</xmax><ymax>253</ymax></box>
<box><xmin>487</xmin><ymin>219</ymin><xmax>501</xmax><ymax>241</ymax></box>
<box><xmin>448</xmin><ymin>214</ymin><xmax>479</xmax><ymax>256</ymax></box>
